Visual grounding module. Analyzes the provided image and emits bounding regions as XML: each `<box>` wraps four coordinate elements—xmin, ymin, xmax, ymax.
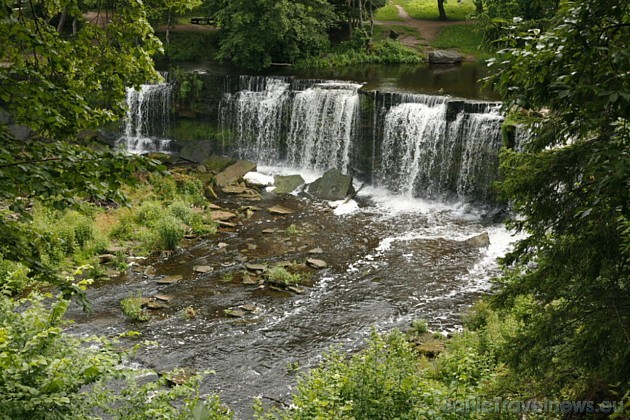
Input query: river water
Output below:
<box><xmin>74</xmin><ymin>64</ymin><xmax>519</xmax><ymax>417</ymax></box>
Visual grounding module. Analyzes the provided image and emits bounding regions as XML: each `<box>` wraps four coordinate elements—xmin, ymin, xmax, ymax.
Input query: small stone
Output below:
<box><xmin>157</xmin><ymin>275</ymin><xmax>182</xmax><ymax>285</ymax></box>
<box><xmin>225</xmin><ymin>308</ymin><xmax>246</xmax><ymax>318</ymax></box>
<box><xmin>208</xmin><ymin>203</ymin><xmax>222</xmax><ymax>210</ymax></box>
<box><xmin>144</xmin><ymin>266</ymin><xmax>157</xmax><ymax>276</ymax></box>
<box><xmin>105</xmin><ymin>270</ymin><xmax>119</xmax><ymax>278</ymax></box>
<box><xmin>262</xmin><ymin>228</ymin><xmax>276</xmax><ymax>234</ymax></box>
<box><xmin>245</xmin><ymin>263</ymin><xmax>266</xmax><ymax>272</ymax></box>
<box><xmin>193</xmin><ymin>265</ymin><xmax>213</xmax><ymax>273</ymax></box>
<box><xmin>147</xmin><ymin>301</ymin><xmax>168</xmax><ymax>310</ymax></box>
<box><xmin>274</xmin><ymin>261</ymin><xmax>292</xmax><ymax>268</ymax></box>
<box><xmin>463</xmin><ymin>232</ymin><xmax>490</xmax><ymax>248</ymax></box>
<box><xmin>184</xmin><ymin>234</ymin><xmax>198</xmax><ymax>239</ymax></box>
<box><xmin>154</xmin><ymin>294</ymin><xmax>172</xmax><ymax>302</ymax></box>
<box><xmin>210</xmin><ymin>210</ymin><xmax>237</xmax><ymax>221</ymax></box>
<box><xmin>242</xmin><ymin>274</ymin><xmax>258</xmax><ymax>285</ymax></box>
<box><xmin>217</xmin><ymin>220</ymin><xmax>238</xmax><ymax>228</ymax></box>
<box><xmin>308</xmin><ymin>247</ymin><xmax>323</xmax><ymax>254</ymax></box>
<box><xmin>98</xmin><ymin>253</ymin><xmax>116</xmax><ymax>264</ymax></box>
<box><xmin>106</xmin><ymin>246</ymin><xmax>127</xmax><ymax>254</ymax></box>
<box><xmin>218</xmin><ymin>242</ymin><xmax>229</xmax><ymax>248</ymax></box>
<box><xmin>236</xmin><ymin>255</ymin><xmax>248</xmax><ymax>263</ymax></box>
<box><xmin>306</xmin><ymin>258</ymin><xmax>327</xmax><ymax>269</ymax></box>
<box><xmin>247</xmin><ymin>243</ymin><xmax>258</xmax><ymax>250</ymax></box>
<box><xmin>239</xmin><ymin>304</ymin><xmax>257</xmax><ymax>312</ymax></box>
<box><xmin>268</xmin><ymin>205</ymin><xmax>295</xmax><ymax>215</ymax></box>
<box><xmin>197</xmin><ymin>164</ymin><xmax>208</xmax><ymax>173</ymax></box>
<box><xmin>222</xmin><ymin>184</ymin><xmax>248</xmax><ymax>194</ymax></box>
<box><xmin>288</xmin><ymin>286</ymin><xmax>305</xmax><ymax>294</ymax></box>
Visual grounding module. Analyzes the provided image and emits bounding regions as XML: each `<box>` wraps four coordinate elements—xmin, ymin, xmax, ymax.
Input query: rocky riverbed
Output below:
<box><xmin>67</xmin><ymin>161</ymin><xmax>514</xmax><ymax>418</ymax></box>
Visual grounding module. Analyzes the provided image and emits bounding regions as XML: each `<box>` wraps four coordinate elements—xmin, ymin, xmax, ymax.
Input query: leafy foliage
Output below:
<box><xmin>0</xmin><ymin>292</ymin><xmax>232</xmax><ymax>419</ymax></box>
<box><xmin>488</xmin><ymin>0</ymin><xmax>630</xmax><ymax>402</ymax></box>
<box><xmin>206</xmin><ymin>0</ymin><xmax>337</xmax><ymax>69</ymax></box>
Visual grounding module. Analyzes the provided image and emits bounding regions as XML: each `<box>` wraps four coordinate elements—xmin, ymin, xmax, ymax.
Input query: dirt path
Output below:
<box><xmin>376</xmin><ymin>4</ymin><xmax>476</xmax><ymax>49</ymax></box>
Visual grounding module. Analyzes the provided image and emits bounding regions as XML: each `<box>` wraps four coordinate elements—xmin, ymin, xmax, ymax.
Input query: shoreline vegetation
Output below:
<box><xmin>1</xmin><ymin>0</ymin><xmax>628</xmax><ymax>417</ymax></box>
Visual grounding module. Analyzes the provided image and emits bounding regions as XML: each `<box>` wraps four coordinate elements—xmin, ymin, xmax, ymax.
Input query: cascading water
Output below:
<box><xmin>220</xmin><ymin>77</ymin><xmax>361</xmax><ymax>172</ymax></box>
<box><xmin>118</xmin><ymin>78</ymin><xmax>174</xmax><ymax>154</ymax></box>
<box><xmin>286</xmin><ymin>82</ymin><xmax>361</xmax><ymax>172</ymax></box>
<box><xmin>375</xmin><ymin>95</ymin><xmax>504</xmax><ymax>201</ymax></box>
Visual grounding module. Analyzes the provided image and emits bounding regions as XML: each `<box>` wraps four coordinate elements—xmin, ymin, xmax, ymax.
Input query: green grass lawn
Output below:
<box><xmin>376</xmin><ymin>0</ymin><xmax>476</xmax><ymax>21</ymax></box>
<box><xmin>432</xmin><ymin>24</ymin><xmax>494</xmax><ymax>60</ymax></box>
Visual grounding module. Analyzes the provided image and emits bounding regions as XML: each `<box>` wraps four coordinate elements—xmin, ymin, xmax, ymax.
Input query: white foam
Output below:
<box><xmin>243</xmin><ymin>171</ymin><xmax>274</xmax><ymax>186</ymax></box>
<box><xmin>329</xmin><ymin>199</ymin><xmax>360</xmax><ymax>216</ymax></box>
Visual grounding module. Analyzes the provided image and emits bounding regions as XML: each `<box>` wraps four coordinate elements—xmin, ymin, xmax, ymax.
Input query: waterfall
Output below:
<box><xmin>118</xmin><ymin>80</ymin><xmax>174</xmax><ymax>154</ymax></box>
<box><xmin>220</xmin><ymin>77</ymin><xmax>361</xmax><ymax>171</ymax></box>
<box><xmin>220</xmin><ymin>77</ymin><xmax>290</xmax><ymax>164</ymax></box>
<box><xmin>376</xmin><ymin>96</ymin><xmax>504</xmax><ymax>201</ymax></box>
<box><xmin>286</xmin><ymin>82</ymin><xmax>361</xmax><ymax>172</ymax></box>
<box><xmin>119</xmin><ymin>74</ymin><xmax>508</xmax><ymax>202</ymax></box>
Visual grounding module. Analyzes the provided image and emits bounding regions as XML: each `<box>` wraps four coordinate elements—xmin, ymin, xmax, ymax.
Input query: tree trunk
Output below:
<box><xmin>369</xmin><ymin>0</ymin><xmax>374</xmax><ymax>38</ymax></box>
<box><xmin>475</xmin><ymin>0</ymin><xmax>484</xmax><ymax>14</ymax></box>
<box><xmin>358</xmin><ymin>0</ymin><xmax>364</xmax><ymax>27</ymax></box>
<box><xmin>56</xmin><ymin>10</ymin><xmax>67</xmax><ymax>33</ymax></box>
<box><xmin>437</xmin><ymin>0</ymin><xmax>447</xmax><ymax>20</ymax></box>
<box><xmin>166</xmin><ymin>10</ymin><xmax>171</xmax><ymax>44</ymax></box>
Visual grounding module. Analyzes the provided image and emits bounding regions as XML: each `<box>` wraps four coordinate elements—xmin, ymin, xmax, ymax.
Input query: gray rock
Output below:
<box><xmin>463</xmin><ymin>232</ymin><xmax>490</xmax><ymax>248</ymax></box>
<box><xmin>215</xmin><ymin>160</ymin><xmax>257</xmax><ymax>187</ymax></box>
<box><xmin>157</xmin><ymin>275</ymin><xmax>182</xmax><ymax>285</ymax></box>
<box><xmin>203</xmin><ymin>155</ymin><xmax>236</xmax><ymax>173</ymax></box>
<box><xmin>193</xmin><ymin>265</ymin><xmax>213</xmax><ymax>273</ymax></box>
<box><xmin>245</xmin><ymin>263</ymin><xmax>267</xmax><ymax>272</ymax></box>
<box><xmin>429</xmin><ymin>50</ymin><xmax>464</xmax><ymax>64</ymax></box>
<box><xmin>306</xmin><ymin>258</ymin><xmax>328</xmax><ymax>269</ymax></box>
<box><xmin>307</xmin><ymin>168</ymin><xmax>354</xmax><ymax>200</ymax></box>
<box><xmin>144</xmin><ymin>266</ymin><xmax>157</xmax><ymax>276</ymax></box>
<box><xmin>273</xmin><ymin>175</ymin><xmax>305</xmax><ymax>194</ymax></box>
<box><xmin>268</xmin><ymin>205</ymin><xmax>294</xmax><ymax>215</ymax></box>
<box><xmin>9</xmin><ymin>125</ymin><xmax>32</xmax><ymax>140</ymax></box>
<box><xmin>179</xmin><ymin>139</ymin><xmax>212</xmax><ymax>163</ymax></box>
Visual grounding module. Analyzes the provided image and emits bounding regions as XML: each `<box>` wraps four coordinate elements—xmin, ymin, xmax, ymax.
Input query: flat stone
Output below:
<box><xmin>273</xmin><ymin>175</ymin><xmax>305</xmax><ymax>194</ymax></box>
<box><xmin>245</xmin><ymin>263</ymin><xmax>267</xmax><ymax>272</ymax></box>
<box><xmin>247</xmin><ymin>243</ymin><xmax>258</xmax><ymax>250</ymax></box>
<box><xmin>308</xmin><ymin>247</ymin><xmax>323</xmax><ymax>254</ymax></box>
<box><xmin>307</xmin><ymin>168</ymin><xmax>354</xmax><ymax>200</ymax></box>
<box><xmin>242</xmin><ymin>274</ymin><xmax>258</xmax><ymax>285</ymax></box>
<box><xmin>208</xmin><ymin>203</ymin><xmax>222</xmax><ymax>210</ymax></box>
<box><xmin>154</xmin><ymin>294</ymin><xmax>172</xmax><ymax>302</ymax></box>
<box><xmin>146</xmin><ymin>301</ymin><xmax>168</xmax><ymax>310</ymax></box>
<box><xmin>239</xmin><ymin>304</ymin><xmax>257</xmax><ymax>312</ymax></box>
<box><xmin>306</xmin><ymin>258</ymin><xmax>327</xmax><ymax>269</ymax></box>
<box><xmin>210</xmin><ymin>210</ymin><xmax>237</xmax><ymax>221</ymax></box>
<box><xmin>217</xmin><ymin>220</ymin><xmax>237</xmax><ymax>228</ymax></box>
<box><xmin>144</xmin><ymin>266</ymin><xmax>157</xmax><ymax>276</ymax></box>
<box><xmin>268</xmin><ymin>205</ymin><xmax>295</xmax><ymax>215</ymax></box>
<box><xmin>262</xmin><ymin>228</ymin><xmax>276</xmax><ymax>234</ymax></box>
<box><xmin>106</xmin><ymin>246</ymin><xmax>127</xmax><ymax>254</ymax></box>
<box><xmin>222</xmin><ymin>184</ymin><xmax>248</xmax><ymax>194</ymax></box>
<box><xmin>193</xmin><ymin>265</ymin><xmax>213</xmax><ymax>273</ymax></box>
<box><xmin>428</xmin><ymin>50</ymin><xmax>464</xmax><ymax>64</ymax></box>
<box><xmin>218</xmin><ymin>242</ymin><xmax>229</xmax><ymax>248</ymax></box>
<box><xmin>225</xmin><ymin>308</ymin><xmax>247</xmax><ymax>318</ymax></box>
<box><xmin>196</xmin><ymin>164</ymin><xmax>208</xmax><ymax>174</ymax></box>
<box><xmin>215</xmin><ymin>160</ymin><xmax>257</xmax><ymax>187</ymax></box>
<box><xmin>157</xmin><ymin>275</ymin><xmax>182</xmax><ymax>285</ymax></box>
<box><xmin>184</xmin><ymin>234</ymin><xmax>198</xmax><ymax>239</ymax></box>
<box><xmin>288</xmin><ymin>286</ymin><xmax>305</xmax><ymax>294</ymax></box>
<box><xmin>99</xmin><ymin>253</ymin><xmax>116</xmax><ymax>263</ymax></box>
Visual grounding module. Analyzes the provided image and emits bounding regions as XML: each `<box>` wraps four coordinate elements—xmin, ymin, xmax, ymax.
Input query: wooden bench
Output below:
<box><xmin>190</xmin><ymin>17</ymin><xmax>215</xmax><ymax>25</ymax></box>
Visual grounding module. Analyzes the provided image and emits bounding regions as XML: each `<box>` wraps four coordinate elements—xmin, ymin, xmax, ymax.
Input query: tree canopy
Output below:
<box><xmin>205</xmin><ymin>0</ymin><xmax>337</xmax><ymax>70</ymax></box>
<box><xmin>489</xmin><ymin>0</ymin><xmax>629</xmax><ymax>401</ymax></box>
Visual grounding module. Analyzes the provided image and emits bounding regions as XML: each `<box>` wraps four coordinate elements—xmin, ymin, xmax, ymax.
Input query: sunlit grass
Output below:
<box><xmin>432</xmin><ymin>23</ymin><xmax>494</xmax><ymax>60</ymax></box>
<box><xmin>376</xmin><ymin>0</ymin><xmax>476</xmax><ymax>21</ymax></box>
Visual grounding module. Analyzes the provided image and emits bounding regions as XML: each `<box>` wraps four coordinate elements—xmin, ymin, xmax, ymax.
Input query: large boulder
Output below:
<box><xmin>307</xmin><ymin>168</ymin><xmax>354</xmax><ymax>201</ymax></box>
<box><xmin>203</xmin><ymin>155</ymin><xmax>237</xmax><ymax>174</ymax></box>
<box><xmin>463</xmin><ymin>232</ymin><xmax>490</xmax><ymax>248</ymax></box>
<box><xmin>179</xmin><ymin>139</ymin><xmax>212</xmax><ymax>163</ymax></box>
<box><xmin>273</xmin><ymin>175</ymin><xmax>305</xmax><ymax>194</ymax></box>
<box><xmin>428</xmin><ymin>50</ymin><xmax>463</xmax><ymax>64</ymax></box>
<box><xmin>215</xmin><ymin>160</ymin><xmax>257</xmax><ymax>187</ymax></box>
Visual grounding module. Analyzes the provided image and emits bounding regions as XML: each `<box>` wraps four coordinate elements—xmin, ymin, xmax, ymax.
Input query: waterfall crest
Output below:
<box><xmin>118</xmin><ymin>80</ymin><xmax>174</xmax><ymax>154</ymax></box>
